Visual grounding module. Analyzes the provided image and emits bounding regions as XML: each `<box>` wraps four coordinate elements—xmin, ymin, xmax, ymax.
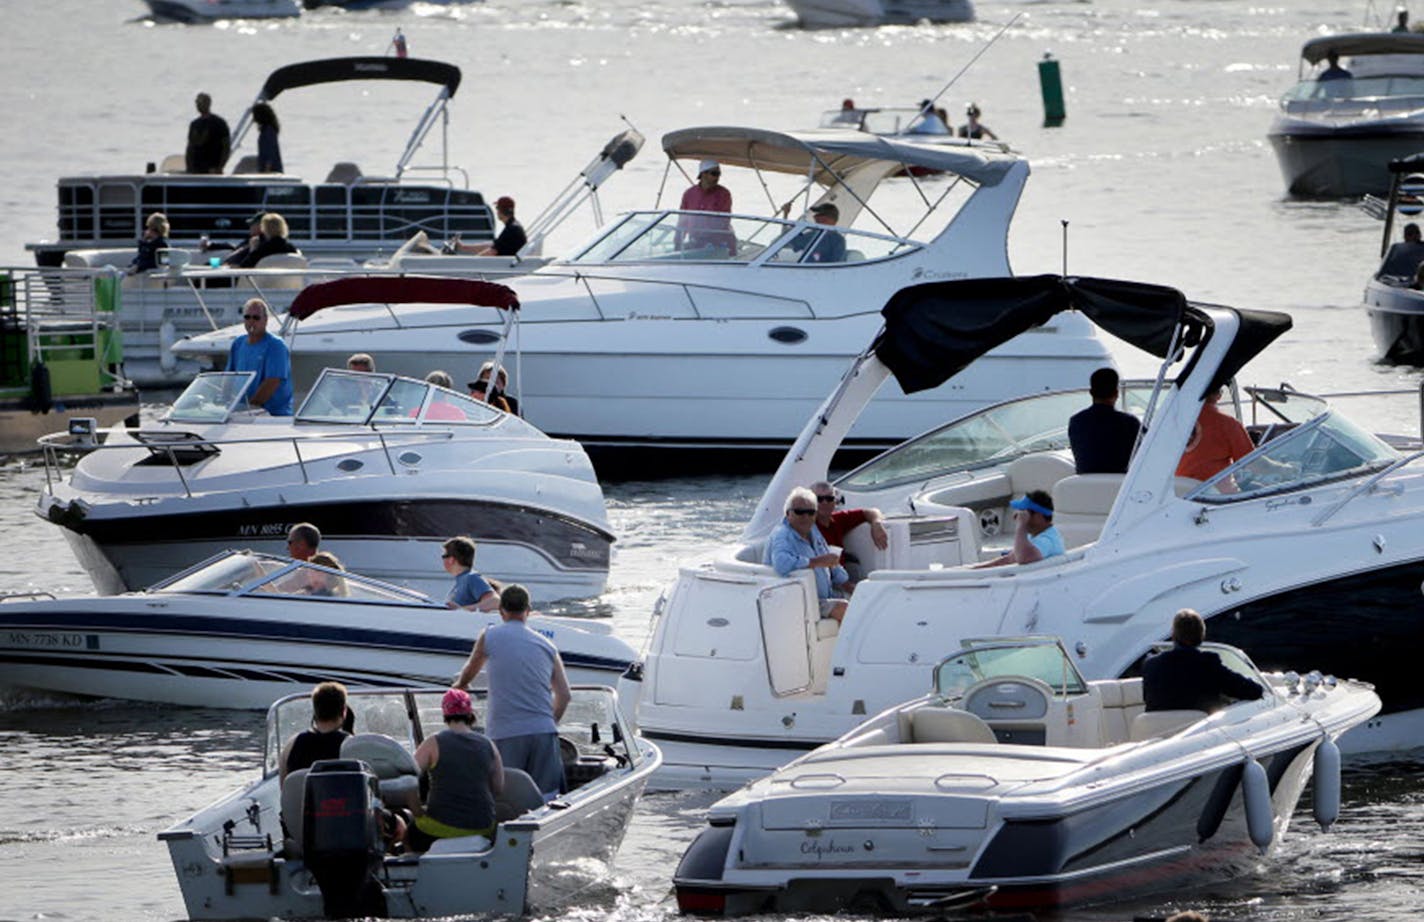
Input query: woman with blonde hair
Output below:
<box><xmin>236</xmin><ymin>211</ymin><xmax>300</xmax><ymax>268</ymax></box>
<box><xmin>129</xmin><ymin>212</ymin><xmax>170</xmax><ymax>274</ymax></box>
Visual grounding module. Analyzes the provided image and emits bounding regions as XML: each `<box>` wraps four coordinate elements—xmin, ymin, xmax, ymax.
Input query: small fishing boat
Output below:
<box><xmin>160</xmin><ymin>685</ymin><xmax>660</xmax><ymax>918</ymax></box>
<box><xmin>785</xmin><ymin>0</ymin><xmax>974</xmax><ymax>28</ymax></box>
<box><xmin>0</xmin><ymin>551</ymin><xmax>635</xmax><ymax>708</ymax></box>
<box><xmin>673</xmin><ymin>636</ymin><xmax>1379</xmax><ymax>915</ymax></box>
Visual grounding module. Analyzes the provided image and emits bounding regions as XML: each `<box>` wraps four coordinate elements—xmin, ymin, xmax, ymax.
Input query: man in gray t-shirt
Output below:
<box><xmin>455</xmin><ymin>584</ymin><xmax>571</xmax><ymax>797</ymax></box>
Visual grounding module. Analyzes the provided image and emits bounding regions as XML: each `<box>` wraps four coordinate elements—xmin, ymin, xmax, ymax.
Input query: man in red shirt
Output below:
<box><xmin>1176</xmin><ymin>387</ymin><xmax>1255</xmax><ymax>485</ymax></box>
<box><xmin>676</xmin><ymin>159</ymin><xmax>736</xmax><ymax>256</ymax></box>
<box><xmin>810</xmin><ymin>481</ymin><xmax>888</xmax><ymax>578</ymax></box>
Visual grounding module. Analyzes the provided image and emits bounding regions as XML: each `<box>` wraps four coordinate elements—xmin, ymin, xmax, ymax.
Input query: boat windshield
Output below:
<box><xmin>567</xmin><ymin>210</ymin><xmax>914</xmax><ymax>265</ymax></box>
<box><xmin>151</xmin><ymin>551</ymin><xmax>432</xmax><ymax>604</ymax></box>
<box><xmin>839</xmin><ymin>387</ymin><xmax>1155</xmax><ymax>491</ymax></box>
<box><xmin>1190</xmin><ymin>409</ymin><xmax>1400</xmax><ymax>503</ymax></box>
<box><xmin>297</xmin><ymin>370</ymin><xmax>503</xmax><ymax>427</ymax></box>
<box><xmin>263</xmin><ymin>686</ymin><xmax>635</xmax><ymax>778</ymax></box>
<box><xmin>152</xmin><ymin>551</ymin><xmax>292</xmax><ymax>594</ymax></box>
<box><xmin>166</xmin><ymin>372</ymin><xmax>256</xmax><ymax>424</ymax></box>
<box><xmin>933</xmin><ymin>638</ymin><xmax>1088</xmax><ymax>699</ymax></box>
<box><xmin>1283</xmin><ymin>74</ymin><xmax>1424</xmax><ymax>102</ymax></box>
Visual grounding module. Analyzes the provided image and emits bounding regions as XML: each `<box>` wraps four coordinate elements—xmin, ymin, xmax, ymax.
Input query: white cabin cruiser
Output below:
<box><xmin>1268</xmin><ymin>32</ymin><xmax>1424</xmax><ymax>197</ymax></box>
<box><xmin>172</xmin><ymin>127</ymin><xmax>1112</xmax><ymax>464</ymax></box>
<box><xmin>160</xmin><ymin>685</ymin><xmax>660</xmax><ymax>918</ymax></box>
<box><xmin>1363</xmin><ymin>154</ymin><xmax>1424</xmax><ymax>364</ymax></box>
<box><xmin>0</xmin><ymin>552</ymin><xmax>635</xmax><ymax>709</ymax></box>
<box><xmin>37</xmin><ymin>360</ymin><xmax>613</xmax><ymax>600</ymax></box>
<box><xmin>629</xmin><ymin>274</ymin><xmax>1424</xmax><ymax>789</ymax></box>
<box><xmin>672</xmin><ymin>637</ymin><xmax>1379</xmax><ymax>915</ymax></box>
<box><xmin>785</xmin><ymin>0</ymin><xmax>973</xmax><ymax>28</ymax></box>
<box><xmin>29</xmin><ymin>57</ymin><xmax>497</xmax><ymax>267</ymax></box>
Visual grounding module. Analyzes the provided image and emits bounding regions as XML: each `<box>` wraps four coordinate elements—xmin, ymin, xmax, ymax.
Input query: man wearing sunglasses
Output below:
<box><xmin>764</xmin><ymin>486</ymin><xmax>852</xmax><ymax>623</ymax></box>
<box><xmin>229</xmin><ymin>297</ymin><xmax>293</xmax><ymax>416</ymax></box>
<box><xmin>808</xmin><ymin>481</ymin><xmax>888</xmax><ymax>567</ymax></box>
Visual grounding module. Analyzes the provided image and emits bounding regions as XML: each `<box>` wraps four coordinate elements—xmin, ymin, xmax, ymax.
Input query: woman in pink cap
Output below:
<box><xmin>406</xmin><ymin>688</ymin><xmax>505</xmax><ymax>853</ymax></box>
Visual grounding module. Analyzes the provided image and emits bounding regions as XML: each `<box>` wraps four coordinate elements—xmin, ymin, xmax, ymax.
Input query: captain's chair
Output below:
<box><xmin>325</xmin><ymin>162</ymin><xmax>363</xmax><ymax>184</ymax></box>
<box><xmin>340</xmin><ymin>734</ymin><xmax>420</xmax><ymax>813</ymax></box>
<box><xmin>280</xmin><ymin>767</ymin><xmax>310</xmax><ymax>858</ymax></box>
<box><xmin>496</xmin><ymin>767</ymin><xmax>545</xmax><ymax>821</ymax></box>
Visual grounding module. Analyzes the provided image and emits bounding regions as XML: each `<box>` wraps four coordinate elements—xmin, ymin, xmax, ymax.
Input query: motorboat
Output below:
<box><xmin>171</xmin><ymin>127</ymin><xmax>1114</xmax><ymax>465</ymax></box>
<box><xmin>41</xmin><ymin>128</ymin><xmax>642</xmax><ymax>388</ymax></box>
<box><xmin>785</xmin><ymin>0</ymin><xmax>974</xmax><ymax>28</ymax></box>
<box><xmin>627</xmin><ymin>274</ymin><xmax>1424</xmax><ymax>789</ymax></box>
<box><xmin>28</xmin><ymin>57</ymin><xmax>498</xmax><ymax>267</ymax></box>
<box><xmin>1363</xmin><ymin>155</ymin><xmax>1424</xmax><ymax>363</ymax></box>
<box><xmin>143</xmin><ymin>0</ymin><xmax>301</xmax><ymax>22</ymax></box>
<box><xmin>1268</xmin><ymin>32</ymin><xmax>1424</xmax><ymax>197</ymax></box>
<box><xmin>0</xmin><ymin>552</ymin><xmax>635</xmax><ymax>708</ymax></box>
<box><xmin>672</xmin><ymin>637</ymin><xmax>1379</xmax><ymax>915</ymax></box>
<box><xmin>816</xmin><ymin>104</ymin><xmax>1008</xmax><ymax>177</ymax></box>
<box><xmin>159</xmin><ymin>685</ymin><xmax>660</xmax><ymax>917</ymax></box>
<box><xmin>36</xmin><ymin>353</ymin><xmax>613</xmax><ymax>600</ymax></box>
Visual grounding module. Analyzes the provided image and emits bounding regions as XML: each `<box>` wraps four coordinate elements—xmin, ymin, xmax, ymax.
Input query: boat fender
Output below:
<box><xmin>159</xmin><ymin>320</ymin><xmax>178</xmax><ymax>373</ymax></box>
<box><xmin>1242</xmin><ymin>759</ymin><xmax>1273</xmax><ymax>852</ymax></box>
<box><xmin>1312</xmin><ymin>738</ymin><xmax>1342</xmax><ymax>830</ymax></box>
<box><xmin>29</xmin><ymin>362</ymin><xmax>53</xmax><ymax>413</ymax></box>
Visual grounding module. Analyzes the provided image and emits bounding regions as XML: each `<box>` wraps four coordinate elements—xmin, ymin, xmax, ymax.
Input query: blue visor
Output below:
<box><xmin>1010</xmin><ymin>495</ymin><xmax>1053</xmax><ymax>518</ymax></box>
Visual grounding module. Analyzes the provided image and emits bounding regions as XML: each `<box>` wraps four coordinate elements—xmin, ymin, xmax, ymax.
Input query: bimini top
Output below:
<box><xmin>258</xmin><ymin>57</ymin><xmax>462</xmax><ymax>102</ymax></box>
<box><xmin>288</xmin><ymin>276</ymin><xmax>520</xmax><ymax>321</ymax></box>
<box><xmin>1300</xmin><ymin>32</ymin><xmax>1424</xmax><ymax>64</ymax></box>
<box><xmin>874</xmin><ymin>275</ymin><xmax>1292</xmax><ymax>396</ymax></box>
<box><xmin>661</xmin><ymin>126</ymin><xmax>1019</xmax><ymax>187</ymax></box>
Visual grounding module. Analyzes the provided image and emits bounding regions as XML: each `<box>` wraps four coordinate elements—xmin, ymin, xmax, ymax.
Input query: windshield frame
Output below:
<box><xmin>148</xmin><ymin>549</ymin><xmax>436</xmax><ymax>605</ymax></box>
<box><xmin>933</xmin><ymin>637</ymin><xmax>1089</xmax><ymax>700</ymax></box>
<box><xmin>165</xmin><ymin>372</ymin><xmax>257</xmax><ymax>424</ymax></box>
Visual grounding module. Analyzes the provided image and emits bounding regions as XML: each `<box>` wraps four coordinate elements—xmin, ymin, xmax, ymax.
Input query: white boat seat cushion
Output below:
<box><xmin>280</xmin><ymin>767</ymin><xmax>309</xmax><ymax>858</ymax></box>
<box><xmin>496</xmin><ymin>767</ymin><xmax>545</xmax><ymax>822</ymax></box>
<box><xmin>813</xmin><ymin>617</ymin><xmax>840</xmax><ymax>641</ymax></box>
<box><xmin>159</xmin><ymin>153</ymin><xmax>186</xmax><ymax>173</ymax></box>
<box><xmin>1130</xmin><ymin>709</ymin><xmax>1207</xmax><ymax>741</ymax></box>
<box><xmin>1006</xmin><ymin>453</ymin><xmax>1075</xmax><ymax>498</ymax></box>
<box><xmin>1096</xmin><ymin>677</ymin><xmax>1144</xmax><ymax>744</ymax></box>
<box><xmin>908</xmin><ymin>708</ymin><xmax>997</xmax><ymax>744</ymax></box>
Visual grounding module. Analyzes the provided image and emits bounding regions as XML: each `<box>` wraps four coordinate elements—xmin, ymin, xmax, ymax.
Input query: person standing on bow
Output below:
<box><xmin>229</xmin><ymin>298</ymin><xmax>293</xmax><ymax>416</ymax></box>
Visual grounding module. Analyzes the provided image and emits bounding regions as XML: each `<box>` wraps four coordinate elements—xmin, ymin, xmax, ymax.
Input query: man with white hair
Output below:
<box><xmin>764</xmin><ymin>486</ymin><xmax>852</xmax><ymax>623</ymax></box>
<box><xmin>676</xmin><ymin>158</ymin><xmax>735</xmax><ymax>256</ymax></box>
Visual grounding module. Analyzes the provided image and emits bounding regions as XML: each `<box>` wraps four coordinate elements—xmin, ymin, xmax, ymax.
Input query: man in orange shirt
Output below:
<box><xmin>1176</xmin><ymin>387</ymin><xmax>1255</xmax><ymax>483</ymax></box>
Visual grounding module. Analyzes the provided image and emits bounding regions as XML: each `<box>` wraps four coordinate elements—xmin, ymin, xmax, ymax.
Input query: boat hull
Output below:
<box><xmin>785</xmin><ymin>0</ymin><xmax>974</xmax><ymax>27</ymax></box>
<box><xmin>1364</xmin><ymin>278</ymin><xmax>1424</xmax><ymax>364</ymax></box>
<box><xmin>1267</xmin><ymin>127</ymin><xmax>1424</xmax><ymax>197</ymax></box>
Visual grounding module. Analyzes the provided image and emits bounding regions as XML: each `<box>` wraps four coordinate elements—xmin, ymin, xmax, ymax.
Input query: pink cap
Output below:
<box><xmin>442</xmin><ymin>688</ymin><xmax>474</xmax><ymax>717</ymax></box>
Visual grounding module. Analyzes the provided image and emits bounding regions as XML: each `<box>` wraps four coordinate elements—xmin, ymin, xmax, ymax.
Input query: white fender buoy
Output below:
<box><xmin>1313</xmin><ymin>737</ymin><xmax>1342</xmax><ymax>830</ymax></box>
<box><xmin>1242</xmin><ymin>759</ymin><xmax>1273</xmax><ymax>852</ymax></box>
<box><xmin>158</xmin><ymin>320</ymin><xmax>178</xmax><ymax>373</ymax></box>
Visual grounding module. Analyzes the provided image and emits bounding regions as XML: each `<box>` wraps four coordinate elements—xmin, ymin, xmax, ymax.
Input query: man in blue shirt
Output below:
<box><xmin>788</xmin><ymin>203</ymin><xmax>847</xmax><ymax>264</ymax></box>
<box><xmin>441</xmin><ymin>535</ymin><xmax>498</xmax><ymax>611</ymax></box>
<box><xmin>228</xmin><ymin>298</ymin><xmax>293</xmax><ymax>416</ymax></box>
<box><xmin>764</xmin><ymin>486</ymin><xmax>853</xmax><ymax>622</ymax></box>
<box><xmin>974</xmin><ymin>490</ymin><xmax>1065</xmax><ymax>568</ymax></box>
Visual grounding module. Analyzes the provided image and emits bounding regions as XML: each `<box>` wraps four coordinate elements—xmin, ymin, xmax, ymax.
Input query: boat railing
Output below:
<box><xmin>0</xmin><ymin>590</ymin><xmax>57</xmax><ymax>603</ymax></box>
<box><xmin>37</xmin><ymin>427</ymin><xmax>458</xmax><ymax>500</ymax></box>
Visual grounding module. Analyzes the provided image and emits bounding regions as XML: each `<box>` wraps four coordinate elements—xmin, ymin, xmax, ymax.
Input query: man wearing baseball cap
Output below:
<box><xmin>407</xmin><ymin>687</ymin><xmax>504</xmax><ymax>853</ymax></box>
<box><xmin>973</xmin><ymin>489</ymin><xmax>1064</xmax><ymax>568</ymax></box>
<box><xmin>788</xmin><ymin>202</ymin><xmax>847</xmax><ymax>264</ymax></box>
<box><xmin>675</xmin><ymin>158</ymin><xmax>735</xmax><ymax>256</ymax></box>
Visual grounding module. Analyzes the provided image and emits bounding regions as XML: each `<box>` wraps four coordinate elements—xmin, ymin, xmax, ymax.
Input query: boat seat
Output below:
<box><xmin>734</xmin><ymin>541</ymin><xmax>766</xmax><ymax>564</ymax></box>
<box><xmin>1053</xmin><ymin>475</ymin><xmax>1205</xmax><ymax>548</ymax></box>
<box><xmin>1096</xmin><ymin>677</ymin><xmax>1144</xmax><ymax>745</ymax></box>
<box><xmin>230</xmin><ymin>154</ymin><xmax>260</xmax><ymax>174</ymax></box>
<box><xmin>280</xmin><ymin>767</ymin><xmax>309</xmax><ymax>858</ymax></box>
<box><xmin>843</xmin><ymin>249</ymin><xmax>865</xmax><ymax>262</ymax></box>
<box><xmin>159</xmin><ymin>153</ymin><xmax>186</xmax><ymax>173</ymax></box>
<box><xmin>341</xmin><ymin>733</ymin><xmax>420</xmax><ymax>813</ymax></box>
<box><xmin>326</xmin><ymin>161</ymin><xmax>363</xmax><ymax>184</ymax></box>
<box><xmin>1006</xmin><ymin>452</ymin><xmax>1075</xmax><ymax>498</ymax></box>
<box><xmin>1129</xmin><ymin>709</ymin><xmax>1207</xmax><ymax>742</ymax></box>
<box><xmin>248</xmin><ymin>253</ymin><xmax>309</xmax><ymax>290</ymax></box>
<box><xmin>903</xmin><ymin>707</ymin><xmax>997</xmax><ymax>744</ymax></box>
<box><xmin>496</xmin><ymin>767</ymin><xmax>545</xmax><ymax>822</ymax></box>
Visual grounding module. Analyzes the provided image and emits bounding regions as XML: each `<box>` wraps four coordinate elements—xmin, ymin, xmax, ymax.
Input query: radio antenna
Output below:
<box><xmin>925</xmin><ymin>12</ymin><xmax>1024</xmax><ymax>110</ymax></box>
<box><xmin>1061</xmin><ymin>219</ymin><xmax>1070</xmax><ymax>276</ymax></box>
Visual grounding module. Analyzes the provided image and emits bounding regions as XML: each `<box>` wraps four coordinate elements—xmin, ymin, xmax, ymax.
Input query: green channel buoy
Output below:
<box><xmin>1039</xmin><ymin>52</ymin><xmax>1066</xmax><ymax>127</ymax></box>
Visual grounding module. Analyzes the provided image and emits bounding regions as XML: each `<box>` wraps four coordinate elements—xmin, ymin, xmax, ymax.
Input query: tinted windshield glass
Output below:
<box><xmin>1284</xmin><ymin>75</ymin><xmax>1424</xmax><ymax>101</ymax></box>
<box><xmin>568</xmin><ymin>210</ymin><xmax>794</xmax><ymax>264</ymax></box>
<box><xmin>247</xmin><ymin>561</ymin><xmax>431</xmax><ymax>603</ymax></box>
<box><xmin>1193</xmin><ymin>411</ymin><xmax>1399</xmax><ymax>502</ymax></box>
<box><xmin>934</xmin><ymin>640</ymin><xmax>1088</xmax><ymax>698</ymax></box>
<box><xmin>167</xmin><ymin>373</ymin><xmax>255</xmax><ymax>424</ymax></box>
<box><xmin>297</xmin><ymin>370</ymin><xmax>393</xmax><ymax>424</ymax></box>
<box><xmin>154</xmin><ymin>552</ymin><xmax>289</xmax><ymax>594</ymax></box>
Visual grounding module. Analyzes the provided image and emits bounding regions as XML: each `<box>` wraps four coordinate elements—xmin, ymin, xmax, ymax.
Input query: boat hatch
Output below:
<box><xmin>132</xmin><ymin>430</ymin><xmax>220</xmax><ymax>466</ymax></box>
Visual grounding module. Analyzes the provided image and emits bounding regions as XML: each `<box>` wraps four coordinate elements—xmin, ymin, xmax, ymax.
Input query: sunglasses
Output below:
<box><xmin>243</xmin><ymin>314</ymin><xmax>264</xmax><ymax>321</ymax></box>
<box><xmin>441</xmin><ymin>553</ymin><xmax>455</xmax><ymax>560</ymax></box>
<box><xmin>815</xmin><ymin>495</ymin><xmax>836</xmax><ymax>503</ymax></box>
<box><xmin>791</xmin><ymin>508</ymin><xmax>816</xmax><ymax>517</ymax></box>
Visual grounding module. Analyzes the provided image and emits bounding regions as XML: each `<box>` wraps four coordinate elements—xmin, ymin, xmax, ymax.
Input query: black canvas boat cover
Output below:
<box><xmin>874</xmin><ymin>275</ymin><xmax>1292</xmax><ymax>396</ymax></box>
<box><xmin>259</xmin><ymin>57</ymin><xmax>462</xmax><ymax>102</ymax></box>
<box><xmin>288</xmin><ymin>276</ymin><xmax>518</xmax><ymax>320</ymax></box>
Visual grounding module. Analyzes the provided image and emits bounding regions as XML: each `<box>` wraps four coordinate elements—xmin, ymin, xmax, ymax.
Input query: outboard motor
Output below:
<box><xmin>302</xmin><ymin>759</ymin><xmax>386</xmax><ymax>919</ymax></box>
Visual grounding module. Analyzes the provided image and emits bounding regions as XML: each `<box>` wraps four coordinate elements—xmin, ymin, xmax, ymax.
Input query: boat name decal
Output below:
<box><xmin>910</xmin><ymin>268</ymin><xmax>968</xmax><ymax>282</ymax></box>
<box><xmin>800</xmin><ymin>838</ymin><xmax>856</xmax><ymax>859</ymax></box>
<box><xmin>236</xmin><ymin>523</ymin><xmax>297</xmax><ymax>538</ymax></box>
<box><xmin>4</xmin><ymin>631</ymin><xmax>92</xmax><ymax>650</ymax></box>
<box><xmin>829</xmin><ymin>799</ymin><xmax>912</xmax><ymax>821</ymax></box>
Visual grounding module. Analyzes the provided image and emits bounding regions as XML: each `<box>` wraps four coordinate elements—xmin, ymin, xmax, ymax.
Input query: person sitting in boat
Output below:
<box><xmin>1395</xmin><ymin>9</ymin><xmax>1412</xmax><ymax>32</ymax></box>
<box><xmin>1379</xmin><ymin>222</ymin><xmax>1424</xmax><ymax>281</ymax></box>
<box><xmin>448</xmin><ymin>196</ymin><xmax>527</xmax><ymax>257</ymax></box>
<box><xmin>1142</xmin><ymin>609</ymin><xmax>1264</xmax><ymax>712</ymax></box>
<box><xmin>468</xmin><ymin>361</ymin><xmax>517</xmax><ymax>415</ymax></box>
<box><xmin>302</xmin><ymin>552</ymin><xmax>348</xmax><ymax>597</ymax></box>
<box><xmin>286</xmin><ymin>522</ymin><xmax>321</xmax><ymax>561</ymax></box>
<box><xmin>831</xmin><ymin>98</ymin><xmax>861</xmax><ymax>126</ymax></box>
<box><xmin>808</xmin><ymin>480</ymin><xmax>888</xmax><ymax>572</ymax></box>
<box><xmin>218</xmin><ymin>213</ymin><xmax>265</xmax><ymax>268</ymax></box>
<box><xmin>251</xmin><ymin>101</ymin><xmax>283</xmax><ymax>173</ymax></box>
<box><xmin>229</xmin><ymin>298</ymin><xmax>294</xmax><ymax>415</ymax></box>
<box><xmin>405</xmin><ymin>688</ymin><xmax>504</xmax><ymax>853</ymax></box>
<box><xmin>1319</xmin><ymin>50</ymin><xmax>1352</xmax><ymax>82</ymax></box>
<box><xmin>1068</xmin><ymin>367</ymin><xmax>1142</xmax><ymax>474</ymax></box>
<box><xmin>454</xmin><ymin>584</ymin><xmax>572</xmax><ymax>799</ymax></box>
<box><xmin>233</xmin><ymin>212</ymin><xmax>300</xmax><ymax>270</ymax></box>
<box><xmin>442</xmin><ymin>536</ymin><xmax>500</xmax><ymax>612</ymax></box>
<box><xmin>908</xmin><ymin>99</ymin><xmax>950</xmax><ymax>135</ymax></box>
<box><xmin>346</xmin><ymin>353</ymin><xmax>375</xmax><ymax>373</ymax></box>
<box><xmin>675</xmin><ymin>160</ymin><xmax>736</xmax><ymax>257</ymax></box>
<box><xmin>185</xmin><ymin>92</ymin><xmax>230</xmax><ymax>174</ymax></box>
<box><xmin>412</xmin><ymin>371</ymin><xmax>468</xmax><ymax>421</ymax></box>
<box><xmin>128</xmin><ymin>212</ymin><xmax>170</xmax><ymax>275</ymax></box>
<box><xmin>972</xmin><ymin>491</ymin><xmax>1064</xmax><ymax>568</ymax></box>
<box><xmin>958</xmin><ymin>103</ymin><xmax>999</xmax><ymax>141</ymax></box>
<box><xmin>1176</xmin><ymin>387</ymin><xmax>1254</xmax><ymax>485</ymax></box>
<box><xmin>765</xmin><ymin>487</ymin><xmax>853</xmax><ymax>623</ymax></box>
<box><xmin>279</xmin><ymin>681</ymin><xmax>351</xmax><ymax>782</ymax></box>
<box><xmin>787</xmin><ymin>203</ymin><xmax>847</xmax><ymax>264</ymax></box>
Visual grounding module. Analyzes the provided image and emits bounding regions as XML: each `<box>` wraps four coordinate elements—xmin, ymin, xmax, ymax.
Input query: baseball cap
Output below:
<box><xmin>809</xmin><ymin>203</ymin><xmax>839</xmax><ymax>220</ymax></box>
<box><xmin>698</xmin><ymin>159</ymin><xmax>721</xmax><ymax>175</ymax></box>
<box><xmin>441</xmin><ymin>687</ymin><xmax>474</xmax><ymax>717</ymax></box>
<box><xmin>1010</xmin><ymin>493</ymin><xmax>1054</xmax><ymax>518</ymax></box>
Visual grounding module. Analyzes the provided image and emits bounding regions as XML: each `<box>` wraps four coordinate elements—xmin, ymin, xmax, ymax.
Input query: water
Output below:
<box><xmin>3</xmin><ymin>0</ymin><xmax>1424</xmax><ymax>919</ymax></box>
